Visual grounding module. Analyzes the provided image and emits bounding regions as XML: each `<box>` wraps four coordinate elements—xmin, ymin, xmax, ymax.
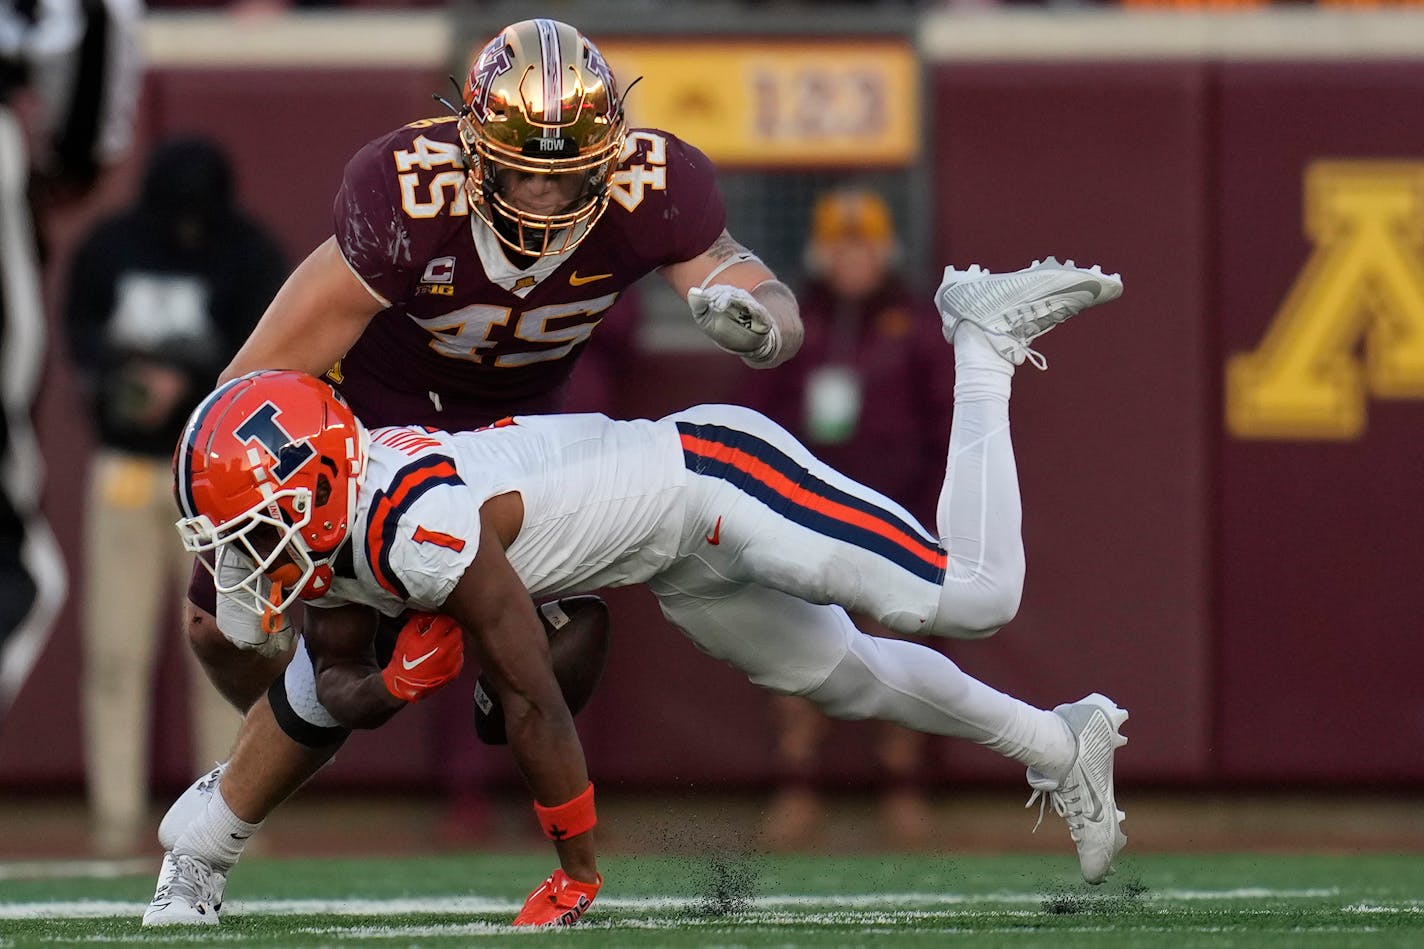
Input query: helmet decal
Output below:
<box><xmin>535</xmin><ymin>19</ymin><xmax>563</xmax><ymax>126</ymax></box>
<box><xmin>584</xmin><ymin>42</ymin><xmax>615</xmax><ymax>107</ymax></box>
<box><xmin>234</xmin><ymin>402</ymin><xmax>316</xmax><ymax>483</ymax></box>
<box><xmin>466</xmin><ymin>36</ymin><xmax>513</xmax><ymax>123</ymax></box>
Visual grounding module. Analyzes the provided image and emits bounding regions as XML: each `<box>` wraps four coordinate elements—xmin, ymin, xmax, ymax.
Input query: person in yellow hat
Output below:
<box><xmin>748</xmin><ymin>187</ymin><xmax>954</xmax><ymax>850</ymax></box>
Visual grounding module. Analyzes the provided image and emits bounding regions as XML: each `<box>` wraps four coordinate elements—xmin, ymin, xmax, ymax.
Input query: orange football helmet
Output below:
<box><xmin>457</xmin><ymin>18</ymin><xmax>626</xmax><ymax>257</ymax></box>
<box><xmin>173</xmin><ymin>371</ymin><xmax>367</xmax><ymax>620</ymax></box>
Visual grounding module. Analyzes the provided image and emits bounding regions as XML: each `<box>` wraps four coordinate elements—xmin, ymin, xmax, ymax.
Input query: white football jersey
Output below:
<box><xmin>312</xmin><ymin>413</ymin><xmax>687</xmax><ymax>616</ymax></box>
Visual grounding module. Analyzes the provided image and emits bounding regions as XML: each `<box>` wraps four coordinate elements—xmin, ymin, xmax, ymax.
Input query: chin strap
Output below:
<box><xmin>261</xmin><ymin>578</ymin><xmax>288</xmax><ymax>636</ymax></box>
<box><xmin>259</xmin><ymin>560</ymin><xmax>334</xmax><ymax>635</ymax></box>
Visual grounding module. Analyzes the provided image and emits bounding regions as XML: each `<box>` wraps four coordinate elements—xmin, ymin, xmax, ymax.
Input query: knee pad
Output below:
<box><xmin>931</xmin><ymin>577</ymin><xmax>1022</xmax><ymax>639</ymax></box>
<box><xmin>267</xmin><ymin>643</ymin><xmax>350</xmax><ymax>749</ymax></box>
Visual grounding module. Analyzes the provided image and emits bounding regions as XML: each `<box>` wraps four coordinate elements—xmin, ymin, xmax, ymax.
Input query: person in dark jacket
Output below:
<box><xmin>66</xmin><ymin>135</ymin><xmax>288</xmax><ymax>856</ymax></box>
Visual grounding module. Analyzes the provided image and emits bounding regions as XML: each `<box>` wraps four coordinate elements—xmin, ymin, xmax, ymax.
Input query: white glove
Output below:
<box><xmin>214</xmin><ymin>547</ymin><xmax>295</xmax><ymax>658</ymax></box>
<box><xmin>687</xmin><ymin>284</ymin><xmax>778</xmax><ymax>363</ymax></box>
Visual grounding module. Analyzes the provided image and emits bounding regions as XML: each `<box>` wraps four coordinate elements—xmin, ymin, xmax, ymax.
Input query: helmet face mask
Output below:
<box><xmin>174</xmin><ymin>371</ymin><xmax>366</xmax><ymax>623</ymax></box>
<box><xmin>178</xmin><ymin>488</ymin><xmax>325</xmax><ymax>619</ymax></box>
<box><xmin>480</xmin><ymin>167</ymin><xmax>604</xmax><ymax>257</ymax></box>
<box><xmin>458</xmin><ymin>18</ymin><xmax>626</xmax><ymax>258</ymax></box>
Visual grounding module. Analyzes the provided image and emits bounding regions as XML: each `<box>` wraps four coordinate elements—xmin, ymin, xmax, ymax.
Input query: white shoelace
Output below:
<box><xmin>978</xmin><ymin>324</ymin><xmax>1050</xmax><ymax>371</ymax></box>
<box><xmin>1026</xmin><ymin>784</ymin><xmax>1086</xmax><ymax>837</ymax></box>
<box><xmin>196</xmin><ymin>762</ymin><xmax>225</xmax><ymax>794</ymax></box>
<box><xmin>157</xmin><ymin>855</ymin><xmax>218</xmax><ymax>909</ymax></box>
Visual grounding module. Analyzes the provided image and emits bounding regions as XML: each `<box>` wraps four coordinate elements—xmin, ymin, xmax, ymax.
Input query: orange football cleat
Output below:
<box><xmin>512</xmin><ymin>869</ymin><xmax>602</xmax><ymax>926</ymax></box>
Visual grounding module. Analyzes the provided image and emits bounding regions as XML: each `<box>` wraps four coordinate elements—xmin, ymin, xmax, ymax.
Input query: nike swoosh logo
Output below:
<box><xmin>569</xmin><ymin>270</ymin><xmax>613</xmax><ymax>286</ymax></box>
<box><xmin>1077</xmin><ymin>772</ymin><xmax>1105</xmax><ymax>821</ymax></box>
<box><xmin>230</xmin><ymin>832</ymin><xmax>251</xmax><ymax>840</ymax></box>
<box><xmin>402</xmin><ymin>647</ymin><xmax>440</xmax><ymax>670</ymax></box>
<box><xmin>705</xmin><ymin>516</ymin><xmax>722</xmax><ymax>546</ymax></box>
<box><xmin>1058</xmin><ymin>280</ymin><xmax>1104</xmax><ymax>301</ymax></box>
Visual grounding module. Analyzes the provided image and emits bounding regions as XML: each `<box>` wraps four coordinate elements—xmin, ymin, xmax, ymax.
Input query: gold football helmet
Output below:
<box><xmin>458</xmin><ymin>19</ymin><xmax>627</xmax><ymax>257</ymax></box>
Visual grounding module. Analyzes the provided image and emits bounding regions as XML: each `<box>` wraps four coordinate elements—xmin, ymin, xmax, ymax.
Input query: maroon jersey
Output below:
<box><xmin>331</xmin><ymin>116</ymin><xmax>725</xmax><ymax>429</ymax></box>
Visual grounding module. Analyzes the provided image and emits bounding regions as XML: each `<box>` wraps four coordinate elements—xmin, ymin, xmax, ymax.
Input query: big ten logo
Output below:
<box><xmin>393</xmin><ymin>132</ymin><xmax>469</xmax><ymax>220</ymax></box>
<box><xmin>1227</xmin><ymin>161</ymin><xmax>1424</xmax><ymax>440</ymax></box>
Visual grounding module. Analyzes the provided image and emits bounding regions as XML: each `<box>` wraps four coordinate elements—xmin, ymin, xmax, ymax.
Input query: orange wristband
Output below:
<box><xmin>533</xmin><ymin>782</ymin><xmax>596</xmax><ymax>841</ymax></box>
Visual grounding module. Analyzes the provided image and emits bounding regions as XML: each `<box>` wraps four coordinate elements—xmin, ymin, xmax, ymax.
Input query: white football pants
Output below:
<box><xmin>649</xmin><ymin>330</ymin><xmax>1071</xmax><ymax>772</ymax></box>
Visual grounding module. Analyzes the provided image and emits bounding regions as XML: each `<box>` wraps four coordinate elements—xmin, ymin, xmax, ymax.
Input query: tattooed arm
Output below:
<box><xmin>660</xmin><ymin>230</ymin><xmax>803</xmax><ymax>368</ymax></box>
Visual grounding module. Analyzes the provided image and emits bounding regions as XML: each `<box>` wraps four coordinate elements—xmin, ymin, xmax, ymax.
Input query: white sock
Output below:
<box><xmin>982</xmin><ymin>705</ymin><xmax>1076</xmax><ymax>780</ymax></box>
<box><xmin>172</xmin><ymin>785</ymin><xmax>263</xmax><ymax>871</ymax></box>
<box><xmin>806</xmin><ymin>634</ymin><xmax>1077</xmax><ymax>780</ymax></box>
<box><xmin>952</xmin><ymin>322</ymin><xmax>1014</xmax><ymax>402</ymax></box>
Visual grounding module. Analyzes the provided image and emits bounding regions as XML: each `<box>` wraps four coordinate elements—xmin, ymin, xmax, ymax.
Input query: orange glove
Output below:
<box><xmin>512</xmin><ymin>870</ymin><xmax>602</xmax><ymax>926</ymax></box>
<box><xmin>380</xmin><ymin>613</ymin><xmax>464</xmax><ymax>702</ymax></box>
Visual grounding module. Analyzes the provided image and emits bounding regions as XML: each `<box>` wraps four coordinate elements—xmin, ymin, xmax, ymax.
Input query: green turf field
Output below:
<box><xmin>2</xmin><ymin>851</ymin><xmax>1420</xmax><ymax>947</ymax></box>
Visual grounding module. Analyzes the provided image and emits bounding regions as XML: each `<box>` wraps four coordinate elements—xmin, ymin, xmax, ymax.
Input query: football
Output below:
<box><xmin>472</xmin><ymin>594</ymin><xmax>610</xmax><ymax>745</ymax></box>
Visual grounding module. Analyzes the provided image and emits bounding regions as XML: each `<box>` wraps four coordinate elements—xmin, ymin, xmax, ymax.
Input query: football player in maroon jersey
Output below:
<box><xmin>156</xmin><ymin>18</ymin><xmax>801</xmax><ymax>911</ymax></box>
<box><xmin>181</xmin><ymin>18</ymin><xmax>802</xmax><ymax>710</ymax></box>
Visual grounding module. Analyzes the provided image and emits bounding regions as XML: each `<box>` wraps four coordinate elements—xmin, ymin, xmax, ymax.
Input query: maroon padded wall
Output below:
<box><xmin>1213</xmin><ymin>63</ymin><xmax>1424</xmax><ymax>783</ymax></box>
<box><xmin>930</xmin><ymin>63</ymin><xmax>1216</xmax><ymax>784</ymax></box>
<box><xmin>7</xmin><ymin>56</ymin><xmax>1424</xmax><ymax>797</ymax></box>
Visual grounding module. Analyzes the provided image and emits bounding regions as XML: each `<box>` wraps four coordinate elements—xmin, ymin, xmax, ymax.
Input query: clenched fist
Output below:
<box><xmin>687</xmin><ymin>284</ymin><xmax>777</xmax><ymax>363</ymax></box>
<box><xmin>380</xmin><ymin>612</ymin><xmax>464</xmax><ymax>702</ymax></box>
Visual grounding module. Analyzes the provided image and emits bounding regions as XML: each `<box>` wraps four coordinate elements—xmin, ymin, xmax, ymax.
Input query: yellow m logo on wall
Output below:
<box><xmin>1227</xmin><ymin>162</ymin><xmax>1424</xmax><ymax>440</ymax></box>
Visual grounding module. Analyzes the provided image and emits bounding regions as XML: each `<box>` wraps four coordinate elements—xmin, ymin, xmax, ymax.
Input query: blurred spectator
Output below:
<box><xmin>746</xmin><ymin>187</ymin><xmax>953</xmax><ymax>850</ymax></box>
<box><xmin>65</xmin><ymin>136</ymin><xmax>288</xmax><ymax>856</ymax></box>
<box><xmin>1</xmin><ymin>0</ymin><xmax>144</xmax><ymax>724</ymax></box>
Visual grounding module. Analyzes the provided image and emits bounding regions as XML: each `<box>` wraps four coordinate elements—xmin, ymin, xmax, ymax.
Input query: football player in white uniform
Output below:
<box><xmin>146</xmin><ymin>259</ymin><xmax>1127</xmax><ymax>928</ymax></box>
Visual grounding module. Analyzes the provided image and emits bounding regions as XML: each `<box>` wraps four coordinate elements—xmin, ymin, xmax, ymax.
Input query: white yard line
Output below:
<box><xmin>0</xmin><ymin>860</ymin><xmax>150</xmax><ymax>882</ymax></box>
<box><xmin>0</xmin><ymin>887</ymin><xmax>1346</xmax><ymax>920</ymax></box>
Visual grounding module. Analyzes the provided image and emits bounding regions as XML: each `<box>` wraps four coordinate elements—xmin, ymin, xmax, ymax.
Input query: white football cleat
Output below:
<box><xmin>142</xmin><ymin>852</ymin><xmax>226</xmax><ymax>926</ymax></box>
<box><xmin>936</xmin><ymin>258</ymin><xmax>1123</xmax><ymax>369</ymax></box>
<box><xmin>1025</xmin><ymin>693</ymin><xmax>1128</xmax><ymax>884</ymax></box>
<box><xmin>158</xmin><ymin>761</ymin><xmax>226</xmax><ymax>851</ymax></box>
